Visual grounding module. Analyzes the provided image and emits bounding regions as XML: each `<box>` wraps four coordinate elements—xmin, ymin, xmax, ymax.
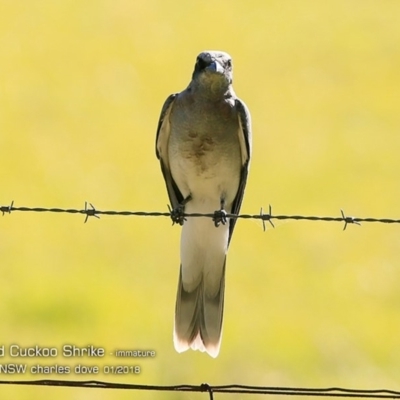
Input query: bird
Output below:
<box><xmin>155</xmin><ymin>50</ymin><xmax>252</xmax><ymax>358</ymax></box>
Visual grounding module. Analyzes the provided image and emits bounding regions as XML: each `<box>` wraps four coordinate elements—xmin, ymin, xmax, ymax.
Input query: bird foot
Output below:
<box><xmin>213</xmin><ymin>209</ymin><xmax>227</xmax><ymax>227</ymax></box>
<box><xmin>169</xmin><ymin>195</ymin><xmax>192</xmax><ymax>226</ymax></box>
<box><xmin>169</xmin><ymin>204</ymin><xmax>186</xmax><ymax>226</ymax></box>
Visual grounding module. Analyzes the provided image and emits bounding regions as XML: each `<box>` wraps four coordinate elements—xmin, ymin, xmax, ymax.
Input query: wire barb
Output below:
<box><xmin>84</xmin><ymin>202</ymin><xmax>100</xmax><ymax>223</ymax></box>
<box><xmin>1</xmin><ymin>200</ymin><xmax>14</xmax><ymax>216</ymax></box>
<box><xmin>341</xmin><ymin>209</ymin><xmax>361</xmax><ymax>231</ymax></box>
<box><xmin>200</xmin><ymin>383</ymin><xmax>214</xmax><ymax>400</ymax></box>
<box><xmin>259</xmin><ymin>204</ymin><xmax>275</xmax><ymax>230</ymax></box>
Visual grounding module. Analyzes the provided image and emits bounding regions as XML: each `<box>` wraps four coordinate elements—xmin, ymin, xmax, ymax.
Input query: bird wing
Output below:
<box><xmin>155</xmin><ymin>93</ymin><xmax>185</xmax><ymax>209</ymax></box>
<box><xmin>228</xmin><ymin>98</ymin><xmax>252</xmax><ymax>244</ymax></box>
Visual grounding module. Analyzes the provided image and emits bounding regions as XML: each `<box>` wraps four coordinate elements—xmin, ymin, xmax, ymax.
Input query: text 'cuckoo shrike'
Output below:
<box><xmin>156</xmin><ymin>50</ymin><xmax>252</xmax><ymax>357</ymax></box>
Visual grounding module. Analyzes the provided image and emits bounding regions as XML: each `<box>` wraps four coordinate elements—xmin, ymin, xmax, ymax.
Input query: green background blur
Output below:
<box><xmin>1</xmin><ymin>1</ymin><xmax>400</xmax><ymax>399</ymax></box>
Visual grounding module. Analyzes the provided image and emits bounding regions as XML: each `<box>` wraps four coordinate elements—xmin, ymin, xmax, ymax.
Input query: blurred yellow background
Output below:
<box><xmin>1</xmin><ymin>0</ymin><xmax>400</xmax><ymax>398</ymax></box>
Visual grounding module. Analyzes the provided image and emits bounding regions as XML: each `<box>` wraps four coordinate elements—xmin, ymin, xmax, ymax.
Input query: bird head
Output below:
<box><xmin>191</xmin><ymin>51</ymin><xmax>233</xmax><ymax>91</ymax></box>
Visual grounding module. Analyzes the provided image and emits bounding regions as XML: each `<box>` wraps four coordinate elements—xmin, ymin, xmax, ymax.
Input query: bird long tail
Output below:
<box><xmin>173</xmin><ymin>261</ymin><xmax>225</xmax><ymax>358</ymax></box>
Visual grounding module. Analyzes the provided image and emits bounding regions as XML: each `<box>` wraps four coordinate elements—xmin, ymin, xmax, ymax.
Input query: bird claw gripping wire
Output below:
<box><xmin>341</xmin><ymin>209</ymin><xmax>361</xmax><ymax>231</ymax></box>
<box><xmin>168</xmin><ymin>195</ymin><xmax>192</xmax><ymax>226</ymax></box>
<box><xmin>213</xmin><ymin>209</ymin><xmax>227</xmax><ymax>227</ymax></box>
<box><xmin>1</xmin><ymin>200</ymin><xmax>14</xmax><ymax>216</ymax></box>
<box><xmin>84</xmin><ymin>202</ymin><xmax>100</xmax><ymax>223</ymax></box>
<box><xmin>168</xmin><ymin>204</ymin><xmax>186</xmax><ymax>226</ymax></box>
<box><xmin>213</xmin><ymin>198</ymin><xmax>228</xmax><ymax>227</ymax></box>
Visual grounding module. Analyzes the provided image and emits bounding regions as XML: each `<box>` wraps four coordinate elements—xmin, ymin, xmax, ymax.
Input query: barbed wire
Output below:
<box><xmin>1</xmin><ymin>202</ymin><xmax>399</xmax><ymax>398</ymax></box>
<box><xmin>0</xmin><ymin>380</ymin><xmax>399</xmax><ymax>398</ymax></box>
<box><xmin>1</xmin><ymin>201</ymin><xmax>400</xmax><ymax>230</ymax></box>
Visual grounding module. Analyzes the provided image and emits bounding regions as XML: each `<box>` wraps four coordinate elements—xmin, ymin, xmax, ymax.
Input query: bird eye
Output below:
<box><xmin>226</xmin><ymin>59</ymin><xmax>232</xmax><ymax>69</ymax></box>
<box><xmin>195</xmin><ymin>57</ymin><xmax>208</xmax><ymax>71</ymax></box>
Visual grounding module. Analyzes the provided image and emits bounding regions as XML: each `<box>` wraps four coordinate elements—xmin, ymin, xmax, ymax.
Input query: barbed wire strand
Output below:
<box><xmin>1</xmin><ymin>201</ymin><xmax>400</xmax><ymax>230</ymax></box>
<box><xmin>1</xmin><ymin>203</ymin><xmax>399</xmax><ymax>398</ymax></box>
<box><xmin>0</xmin><ymin>381</ymin><xmax>400</xmax><ymax>398</ymax></box>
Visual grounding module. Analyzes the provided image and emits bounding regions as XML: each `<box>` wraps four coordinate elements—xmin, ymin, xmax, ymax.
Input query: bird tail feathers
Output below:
<box><xmin>173</xmin><ymin>262</ymin><xmax>225</xmax><ymax>358</ymax></box>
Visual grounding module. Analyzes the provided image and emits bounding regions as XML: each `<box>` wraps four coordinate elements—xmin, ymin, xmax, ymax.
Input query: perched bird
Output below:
<box><xmin>156</xmin><ymin>51</ymin><xmax>251</xmax><ymax>357</ymax></box>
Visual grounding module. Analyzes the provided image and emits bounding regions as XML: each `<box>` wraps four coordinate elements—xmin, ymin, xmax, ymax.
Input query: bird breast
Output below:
<box><xmin>167</xmin><ymin>99</ymin><xmax>242</xmax><ymax>202</ymax></box>
<box><xmin>168</xmin><ymin>109</ymin><xmax>241</xmax><ymax>177</ymax></box>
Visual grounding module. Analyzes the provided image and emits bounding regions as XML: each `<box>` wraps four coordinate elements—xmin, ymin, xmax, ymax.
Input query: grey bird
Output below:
<box><xmin>156</xmin><ymin>50</ymin><xmax>251</xmax><ymax>358</ymax></box>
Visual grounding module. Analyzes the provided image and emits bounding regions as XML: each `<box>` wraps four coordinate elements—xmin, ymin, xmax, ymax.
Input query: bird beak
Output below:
<box><xmin>207</xmin><ymin>60</ymin><xmax>225</xmax><ymax>74</ymax></box>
